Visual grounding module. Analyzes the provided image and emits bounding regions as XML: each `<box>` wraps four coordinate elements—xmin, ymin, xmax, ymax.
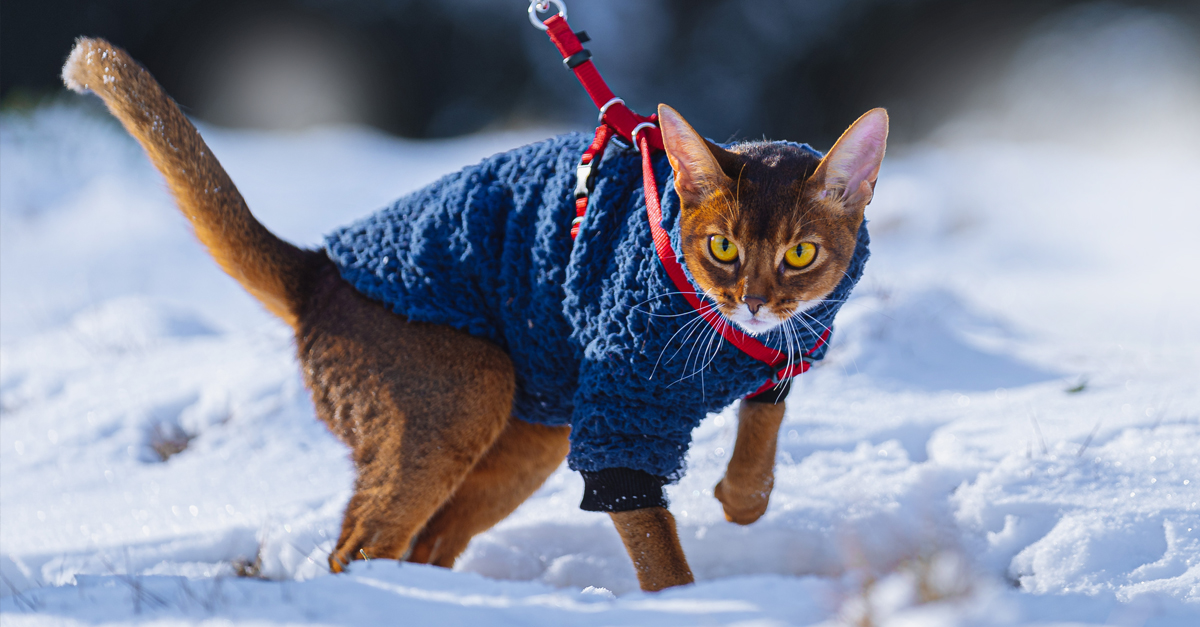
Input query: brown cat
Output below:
<box><xmin>62</xmin><ymin>37</ymin><xmax>886</xmax><ymax>592</ymax></box>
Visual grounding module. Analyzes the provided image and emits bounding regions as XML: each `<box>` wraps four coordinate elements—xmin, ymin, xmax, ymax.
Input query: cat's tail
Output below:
<box><xmin>62</xmin><ymin>37</ymin><xmax>319</xmax><ymax>329</ymax></box>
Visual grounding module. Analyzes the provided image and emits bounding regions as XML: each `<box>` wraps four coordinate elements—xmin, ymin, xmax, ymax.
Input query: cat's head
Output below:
<box><xmin>659</xmin><ymin>104</ymin><xmax>888</xmax><ymax>336</ymax></box>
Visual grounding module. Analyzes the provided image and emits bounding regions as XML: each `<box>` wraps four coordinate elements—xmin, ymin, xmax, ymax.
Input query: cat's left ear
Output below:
<box><xmin>814</xmin><ymin>108</ymin><xmax>889</xmax><ymax>208</ymax></box>
<box><xmin>658</xmin><ymin>104</ymin><xmax>733</xmax><ymax>206</ymax></box>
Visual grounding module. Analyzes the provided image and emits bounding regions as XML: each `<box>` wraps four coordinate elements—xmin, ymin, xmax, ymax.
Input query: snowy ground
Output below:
<box><xmin>3</xmin><ymin>11</ymin><xmax>1200</xmax><ymax>626</ymax></box>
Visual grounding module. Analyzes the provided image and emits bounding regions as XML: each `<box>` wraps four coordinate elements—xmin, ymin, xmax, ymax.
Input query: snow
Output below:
<box><xmin>3</xmin><ymin>9</ymin><xmax>1199</xmax><ymax>625</ymax></box>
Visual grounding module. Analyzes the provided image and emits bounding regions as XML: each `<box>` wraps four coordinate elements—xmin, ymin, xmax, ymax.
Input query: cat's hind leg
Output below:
<box><xmin>296</xmin><ymin>263</ymin><xmax>516</xmax><ymax>572</ymax></box>
<box><xmin>610</xmin><ymin>507</ymin><xmax>694</xmax><ymax>591</ymax></box>
<box><xmin>713</xmin><ymin>399</ymin><xmax>786</xmax><ymax>525</ymax></box>
<box><xmin>407</xmin><ymin>419</ymin><xmax>570</xmax><ymax>567</ymax></box>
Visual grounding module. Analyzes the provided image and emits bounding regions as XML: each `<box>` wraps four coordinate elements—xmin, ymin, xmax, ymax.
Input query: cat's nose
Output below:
<box><xmin>743</xmin><ymin>295</ymin><xmax>767</xmax><ymax>315</ymax></box>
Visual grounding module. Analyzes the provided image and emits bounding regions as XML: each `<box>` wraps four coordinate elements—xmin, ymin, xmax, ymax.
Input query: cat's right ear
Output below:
<box><xmin>658</xmin><ymin>104</ymin><xmax>733</xmax><ymax>206</ymax></box>
<box><xmin>813</xmin><ymin>108</ymin><xmax>889</xmax><ymax>209</ymax></box>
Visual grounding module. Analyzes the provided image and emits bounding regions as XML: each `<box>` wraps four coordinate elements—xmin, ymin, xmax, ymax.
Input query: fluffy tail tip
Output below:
<box><xmin>61</xmin><ymin>37</ymin><xmax>106</xmax><ymax>93</ymax></box>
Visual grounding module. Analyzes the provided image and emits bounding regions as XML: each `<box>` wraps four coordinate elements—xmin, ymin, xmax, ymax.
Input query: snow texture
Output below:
<box><xmin>3</xmin><ymin>8</ymin><xmax>1199</xmax><ymax>624</ymax></box>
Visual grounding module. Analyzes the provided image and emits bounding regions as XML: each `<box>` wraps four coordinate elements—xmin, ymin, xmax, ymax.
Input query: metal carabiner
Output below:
<box><xmin>528</xmin><ymin>0</ymin><xmax>567</xmax><ymax>31</ymax></box>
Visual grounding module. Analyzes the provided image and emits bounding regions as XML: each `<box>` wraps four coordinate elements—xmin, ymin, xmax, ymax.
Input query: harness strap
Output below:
<box><xmin>541</xmin><ymin>15</ymin><xmax>663</xmax><ymax>150</ymax></box>
<box><xmin>538</xmin><ymin>8</ymin><xmax>824</xmax><ymax>395</ymax></box>
<box><xmin>637</xmin><ymin>132</ymin><xmax>827</xmax><ymax>394</ymax></box>
<box><xmin>571</xmin><ymin>123</ymin><xmax>615</xmax><ymax>240</ymax></box>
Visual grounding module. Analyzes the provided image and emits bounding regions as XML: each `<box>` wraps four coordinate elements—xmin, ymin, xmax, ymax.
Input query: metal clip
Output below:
<box><xmin>631</xmin><ymin>122</ymin><xmax>657</xmax><ymax>151</ymax></box>
<box><xmin>528</xmin><ymin>0</ymin><xmax>567</xmax><ymax>30</ymax></box>
<box><xmin>574</xmin><ymin>160</ymin><xmax>596</xmax><ymax>199</ymax></box>
<box><xmin>598</xmin><ymin>97</ymin><xmax>624</xmax><ymax>123</ymax></box>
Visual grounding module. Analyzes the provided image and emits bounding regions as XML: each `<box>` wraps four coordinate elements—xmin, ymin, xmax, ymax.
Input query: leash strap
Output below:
<box><xmin>537</xmin><ymin>7</ymin><xmax>825</xmax><ymax>397</ymax></box>
<box><xmin>540</xmin><ymin>15</ymin><xmax>663</xmax><ymax>150</ymax></box>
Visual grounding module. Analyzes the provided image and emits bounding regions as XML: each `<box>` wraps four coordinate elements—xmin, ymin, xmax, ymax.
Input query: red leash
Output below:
<box><xmin>531</xmin><ymin>1</ymin><xmax>826</xmax><ymax>395</ymax></box>
<box><xmin>534</xmin><ymin>8</ymin><xmax>662</xmax><ymax>150</ymax></box>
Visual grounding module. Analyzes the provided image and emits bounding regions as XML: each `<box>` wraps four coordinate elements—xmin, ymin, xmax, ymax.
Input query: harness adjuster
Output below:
<box><xmin>746</xmin><ymin>354</ymin><xmax>813</xmax><ymax>404</ymax></box>
<box><xmin>563</xmin><ymin>49</ymin><xmax>592</xmax><ymax>69</ymax></box>
<box><xmin>768</xmin><ymin>355</ymin><xmax>814</xmax><ymax>384</ymax></box>
<box><xmin>574</xmin><ymin>160</ymin><xmax>597</xmax><ymax>200</ymax></box>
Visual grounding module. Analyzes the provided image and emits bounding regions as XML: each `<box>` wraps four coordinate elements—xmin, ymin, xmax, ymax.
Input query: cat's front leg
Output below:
<box><xmin>713</xmin><ymin>399</ymin><xmax>785</xmax><ymax>524</ymax></box>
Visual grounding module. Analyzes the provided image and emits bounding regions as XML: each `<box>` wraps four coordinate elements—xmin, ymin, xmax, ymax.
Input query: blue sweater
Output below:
<box><xmin>325</xmin><ymin>133</ymin><xmax>869</xmax><ymax>480</ymax></box>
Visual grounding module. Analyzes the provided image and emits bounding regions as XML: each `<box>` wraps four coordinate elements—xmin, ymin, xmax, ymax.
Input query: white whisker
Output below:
<box><xmin>650</xmin><ymin>312</ymin><xmax>707</xmax><ymax>380</ymax></box>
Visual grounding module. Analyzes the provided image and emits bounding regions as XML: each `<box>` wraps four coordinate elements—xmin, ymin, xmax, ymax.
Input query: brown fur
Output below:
<box><xmin>62</xmin><ymin>37</ymin><xmax>565</xmax><ymax>577</ymax></box>
<box><xmin>61</xmin><ymin>39</ymin><xmax>321</xmax><ymax>329</ymax></box>
<box><xmin>63</xmin><ymin>38</ymin><xmax>886</xmax><ymax>592</ymax></box>
<box><xmin>609</xmin><ymin>508</ymin><xmax>694</xmax><ymax>591</ymax></box>
<box><xmin>660</xmin><ymin>104</ymin><xmax>884</xmax><ymax>331</ymax></box>
<box><xmin>660</xmin><ymin>104</ymin><xmax>886</xmax><ymax>541</ymax></box>
<box><xmin>713</xmin><ymin>400</ymin><xmax>786</xmax><ymax>525</ymax></box>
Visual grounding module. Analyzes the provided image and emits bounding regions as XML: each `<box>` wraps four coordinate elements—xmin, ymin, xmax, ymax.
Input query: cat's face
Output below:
<box><xmin>660</xmin><ymin>105</ymin><xmax>888</xmax><ymax>336</ymax></box>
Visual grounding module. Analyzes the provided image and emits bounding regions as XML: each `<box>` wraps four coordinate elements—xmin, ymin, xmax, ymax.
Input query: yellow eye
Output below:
<box><xmin>785</xmin><ymin>242</ymin><xmax>817</xmax><ymax>269</ymax></box>
<box><xmin>709</xmin><ymin>235</ymin><xmax>739</xmax><ymax>263</ymax></box>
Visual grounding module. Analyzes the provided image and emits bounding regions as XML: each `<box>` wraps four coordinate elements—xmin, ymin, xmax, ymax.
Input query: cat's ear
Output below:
<box><xmin>814</xmin><ymin>108</ymin><xmax>889</xmax><ymax>208</ymax></box>
<box><xmin>658</xmin><ymin>104</ymin><xmax>733</xmax><ymax>206</ymax></box>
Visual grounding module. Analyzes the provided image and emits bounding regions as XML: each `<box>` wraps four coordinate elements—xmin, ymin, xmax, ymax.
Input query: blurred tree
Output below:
<box><xmin>2</xmin><ymin>0</ymin><xmax>1196</xmax><ymax>144</ymax></box>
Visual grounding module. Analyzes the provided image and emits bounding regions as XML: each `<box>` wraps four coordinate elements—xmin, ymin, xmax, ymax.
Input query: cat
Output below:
<box><xmin>62</xmin><ymin>37</ymin><xmax>886</xmax><ymax>592</ymax></box>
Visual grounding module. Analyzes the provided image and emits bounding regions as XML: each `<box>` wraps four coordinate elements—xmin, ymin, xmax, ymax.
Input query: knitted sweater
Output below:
<box><xmin>325</xmin><ymin>132</ymin><xmax>869</xmax><ymax>485</ymax></box>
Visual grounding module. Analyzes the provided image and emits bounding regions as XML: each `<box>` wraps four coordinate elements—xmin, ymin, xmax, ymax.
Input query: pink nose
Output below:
<box><xmin>743</xmin><ymin>295</ymin><xmax>766</xmax><ymax>315</ymax></box>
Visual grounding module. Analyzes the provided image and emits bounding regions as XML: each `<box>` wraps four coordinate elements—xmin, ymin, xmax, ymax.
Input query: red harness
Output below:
<box><xmin>536</xmin><ymin>9</ymin><xmax>827</xmax><ymax>397</ymax></box>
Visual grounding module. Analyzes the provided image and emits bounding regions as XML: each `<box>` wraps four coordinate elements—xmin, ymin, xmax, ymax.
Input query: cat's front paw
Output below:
<box><xmin>713</xmin><ymin>474</ymin><xmax>772</xmax><ymax>525</ymax></box>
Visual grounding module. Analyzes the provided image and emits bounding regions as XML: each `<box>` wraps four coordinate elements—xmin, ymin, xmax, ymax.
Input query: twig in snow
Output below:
<box><xmin>311</xmin><ymin>539</ymin><xmax>334</xmax><ymax>574</ymax></box>
<box><xmin>1</xmin><ymin>573</ymin><xmax>40</xmax><ymax>611</ymax></box>
<box><xmin>148</xmin><ymin>422</ymin><xmax>195</xmax><ymax>462</ymax></box>
<box><xmin>100</xmin><ymin>552</ymin><xmax>168</xmax><ymax>613</ymax></box>
<box><xmin>1077</xmin><ymin>418</ymin><xmax>1103</xmax><ymax>458</ymax></box>
<box><xmin>177</xmin><ymin>579</ymin><xmax>209</xmax><ymax>613</ymax></box>
<box><xmin>232</xmin><ymin>539</ymin><xmax>266</xmax><ymax>580</ymax></box>
<box><xmin>177</xmin><ymin>575</ymin><xmax>226</xmax><ymax>614</ymax></box>
<box><xmin>1151</xmin><ymin>398</ymin><xmax>1174</xmax><ymax>430</ymax></box>
<box><xmin>1028</xmin><ymin>409</ymin><xmax>1049</xmax><ymax>456</ymax></box>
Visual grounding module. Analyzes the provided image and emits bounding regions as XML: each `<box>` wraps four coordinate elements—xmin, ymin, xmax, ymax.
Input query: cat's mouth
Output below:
<box><xmin>725</xmin><ymin>303</ymin><xmax>784</xmax><ymax>335</ymax></box>
<box><xmin>724</xmin><ymin>300</ymin><xmax>821</xmax><ymax>336</ymax></box>
<box><xmin>737</xmin><ymin>315</ymin><xmax>776</xmax><ymax>334</ymax></box>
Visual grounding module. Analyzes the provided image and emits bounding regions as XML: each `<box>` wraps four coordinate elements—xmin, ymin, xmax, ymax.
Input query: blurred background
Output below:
<box><xmin>4</xmin><ymin>0</ymin><xmax>1197</xmax><ymax>146</ymax></box>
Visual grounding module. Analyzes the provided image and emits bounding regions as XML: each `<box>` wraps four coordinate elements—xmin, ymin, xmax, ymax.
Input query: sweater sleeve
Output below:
<box><xmin>568</xmin><ymin>383</ymin><xmax>692</xmax><ymax>512</ymax></box>
<box><xmin>566</xmin><ymin>356</ymin><xmax>701</xmax><ymax>480</ymax></box>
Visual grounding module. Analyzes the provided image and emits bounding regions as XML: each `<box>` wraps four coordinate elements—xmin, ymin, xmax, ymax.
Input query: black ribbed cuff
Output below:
<box><xmin>579</xmin><ymin>468</ymin><xmax>668</xmax><ymax>512</ymax></box>
<box><xmin>744</xmin><ymin>378</ymin><xmax>792</xmax><ymax>405</ymax></box>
